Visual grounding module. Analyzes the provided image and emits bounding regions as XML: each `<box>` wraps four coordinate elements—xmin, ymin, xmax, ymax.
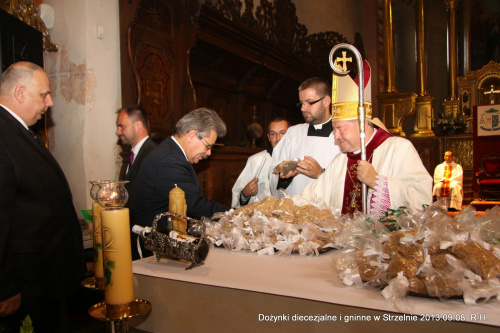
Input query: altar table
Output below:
<box><xmin>130</xmin><ymin>248</ymin><xmax>499</xmax><ymax>332</ymax></box>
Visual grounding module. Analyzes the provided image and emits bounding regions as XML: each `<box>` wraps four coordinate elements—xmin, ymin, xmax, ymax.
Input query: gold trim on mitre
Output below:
<box><xmin>332</xmin><ymin>102</ymin><xmax>372</xmax><ymax>121</ymax></box>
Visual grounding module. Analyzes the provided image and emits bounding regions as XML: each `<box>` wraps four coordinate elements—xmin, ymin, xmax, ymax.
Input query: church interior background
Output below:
<box><xmin>1</xmin><ymin>0</ymin><xmax>500</xmax><ymax>331</ymax></box>
<box><xmin>1</xmin><ymin>0</ymin><xmax>500</xmax><ymax>212</ymax></box>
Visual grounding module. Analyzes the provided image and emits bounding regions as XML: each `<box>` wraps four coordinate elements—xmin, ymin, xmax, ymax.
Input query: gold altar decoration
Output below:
<box><xmin>457</xmin><ymin>61</ymin><xmax>500</xmax><ymax>133</ymax></box>
<box><xmin>412</xmin><ymin>0</ymin><xmax>434</xmax><ymax>138</ymax></box>
<box><xmin>382</xmin><ymin>0</ymin><xmax>396</xmax><ymax>94</ymax></box>
<box><xmin>379</xmin><ymin>0</ymin><xmax>434</xmax><ymax>137</ymax></box>
<box><xmin>445</xmin><ymin>0</ymin><xmax>459</xmax><ymax>101</ymax></box>
<box><xmin>443</xmin><ymin>136</ymin><xmax>473</xmax><ymax>171</ymax></box>
<box><xmin>378</xmin><ymin>92</ymin><xmax>417</xmax><ymax>137</ymax></box>
<box><xmin>412</xmin><ymin>95</ymin><xmax>435</xmax><ymax>137</ymax></box>
<box><xmin>2</xmin><ymin>0</ymin><xmax>58</xmax><ymax>52</ymax></box>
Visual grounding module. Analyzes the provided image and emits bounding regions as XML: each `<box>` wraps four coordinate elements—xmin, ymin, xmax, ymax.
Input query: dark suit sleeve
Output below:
<box><xmin>157</xmin><ymin>153</ymin><xmax>230</xmax><ymax>220</ymax></box>
<box><xmin>0</xmin><ymin>139</ymin><xmax>21</xmax><ymax>301</ymax></box>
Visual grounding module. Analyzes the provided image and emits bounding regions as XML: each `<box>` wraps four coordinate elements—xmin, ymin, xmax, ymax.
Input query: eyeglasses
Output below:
<box><xmin>297</xmin><ymin>96</ymin><xmax>325</xmax><ymax>108</ymax></box>
<box><xmin>196</xmin><ymin>132</ymin><xmax>214</xmax><ymax>151</ymax></box>
<box><xmin>269</xmin><ymin>130</ymin><xmax>287</xmax><ymax>137</ymax></box>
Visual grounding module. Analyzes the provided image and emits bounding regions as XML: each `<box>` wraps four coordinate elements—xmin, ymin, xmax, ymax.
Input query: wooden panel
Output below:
<box><xmin>194</xmin><ymin>146</ymin><xmax>262</xmax><ymax>207</ymax></box>
<box><xmin>409</xmin><ymin>136</ymin><xmax>441</xmax><ymax>177</ymax></box>
<box><xmin>119</xmin><ymin>0</ymin><xmax>350</xmax><ymax>204</ymax></box>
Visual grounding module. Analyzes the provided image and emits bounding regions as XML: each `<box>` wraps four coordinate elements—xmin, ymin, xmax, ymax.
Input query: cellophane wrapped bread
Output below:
<box><xmin>335</xmin><ymin>204</ymin><xmax>500</xmax><ymax>307</ymax></box>
<box><xmin>207</xmin><ymin>194</ymin><xmax>341</xmax><ymax>256</ymax></box>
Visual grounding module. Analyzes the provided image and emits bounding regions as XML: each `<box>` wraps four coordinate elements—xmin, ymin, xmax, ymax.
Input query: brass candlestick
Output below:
<box><xmin>89</xmin><ymin>299</ymin><xmax>151</xmax><ymax>333</ymax></box>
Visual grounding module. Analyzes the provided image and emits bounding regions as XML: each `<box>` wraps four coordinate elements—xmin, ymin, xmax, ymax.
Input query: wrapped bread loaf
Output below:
<box><xmin>451</xmin><ymin>241</ymin><xmax>500</xmax><ymax>280</ymax></box>
<box><xmin>207</xmin><ymin>195</ymin><xmax>340</xmax><ymax>256</ymax></box>
<box><xmin>273</xmin><ymin>160</ymin><xmax>299</xmax><ymax>174</ymax></box>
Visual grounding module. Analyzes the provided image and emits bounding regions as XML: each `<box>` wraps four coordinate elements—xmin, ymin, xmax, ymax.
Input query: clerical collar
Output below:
<box><xmin>266</xmin><ymin>145</ymin><xmax>274</xmax><ymax>156</ymax></box>
<box><xmin>307</xmin><ymin>118</ymin><xmax>333</xmax><ymax>137</ymax></box>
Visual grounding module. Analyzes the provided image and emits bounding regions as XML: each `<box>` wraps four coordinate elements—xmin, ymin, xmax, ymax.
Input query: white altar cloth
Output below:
<box><xmin>132</xmin><ymin>248</ymin><xmax>499</xmax><ymax>331</ymax></box>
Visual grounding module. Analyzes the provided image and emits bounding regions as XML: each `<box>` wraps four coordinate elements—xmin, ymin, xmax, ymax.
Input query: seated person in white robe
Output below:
<box><xmin>432</xmin><ymin>151</ymin><xmax>463</xmax><ymax>211</ymax></box>
<box><xmin>302</xmin><ymin>58</ymin><xmax>432</xmax><ymax>217</ymax></box>
<box><xmin>269</xmin><ymin>77</ymin><xmax>341</xmax><ymax>197</ymax></box>
<box><xmin>231</xmin><ymin>118</ymin><xmax>290</xmax><ymax>207</ymax></box>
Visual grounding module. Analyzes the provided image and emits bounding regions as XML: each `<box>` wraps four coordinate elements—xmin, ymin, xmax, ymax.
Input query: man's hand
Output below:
<box><xmin>280</xmin><ymin>169</ymin><xmax>299</xmax><ymax>179</ymax></box>
<box><xmin>296</xmin><ymin>156</ymin><xmax>323</xmax><ymax>179</ymax></box>
<box><xmin>0</xmin><ymin>293</ymin><xmax>21</xmax><ymax>317</ymax></box>
<box><xmin>357</xmin><ymin>160</ymin><xmax>378</xmax><ymax>189</ymax></box>
<box><xmin>242</xmin><ymin>178</ymin><xmax>259</xmax><ymax>198</ymax></box>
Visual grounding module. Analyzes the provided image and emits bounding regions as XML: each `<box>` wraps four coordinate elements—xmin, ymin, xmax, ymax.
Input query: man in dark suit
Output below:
<box><xmin>116</xmin><ymin>105</ymin><xmax>157</xmax><ymax>213</ymax></box>
<box><xmin>116</xmin><ymin>105</ymin><xmax>157</xmax><ymax>259</ymax></box>
<box><xmin>134</xmin><ymin>108</ymin><xmax>230</xmax><ymax>237</ymax></box>
<box><xmin>0</xmin><ymin>62</ymin><xmax>84</xmax><ymax>332</ymax></box>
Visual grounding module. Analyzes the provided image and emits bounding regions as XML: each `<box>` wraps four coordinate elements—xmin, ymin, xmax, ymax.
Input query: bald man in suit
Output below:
<box><xmin>0</xmin><ymin>62</ymin><xmax>84</xmax><ymax>332</ymax></box>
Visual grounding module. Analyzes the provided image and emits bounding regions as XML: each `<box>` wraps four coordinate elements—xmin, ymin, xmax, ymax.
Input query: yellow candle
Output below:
<box><xmin>169</xmin><ymin>185</ymin><xmax>187</xmax><ymax>233</ymax></box>
<box><xmin>101</xmin><ymin>208</ymin><xmax>134</xmax><ymax>306</ymax></box>
<box><xmin>92</xmin><ymin>202</ymin><xmax>105</xmax><ymax>289</ymax></box>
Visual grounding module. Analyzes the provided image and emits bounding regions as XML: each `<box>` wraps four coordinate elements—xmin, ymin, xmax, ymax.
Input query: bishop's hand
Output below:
<box><xmin>356</xmin><ymin>160</ymin><xmax>378</xmax><ymax>189</ymax></box>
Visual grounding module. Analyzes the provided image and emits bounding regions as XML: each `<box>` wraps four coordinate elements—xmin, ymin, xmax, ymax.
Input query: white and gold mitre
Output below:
<box><xmin>331</xmin><ymin>59</ymin><xmax>372</xmax><ymax>121</ymax></box>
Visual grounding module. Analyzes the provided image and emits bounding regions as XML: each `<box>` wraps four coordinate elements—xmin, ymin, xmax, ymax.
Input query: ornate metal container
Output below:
<box><xmin>141</xmin><ymin>212</ymin><xmax>210</xmax><ymax>269</ymax></box>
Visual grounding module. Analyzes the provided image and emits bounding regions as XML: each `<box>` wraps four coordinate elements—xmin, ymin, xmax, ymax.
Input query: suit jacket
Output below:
<box><xmin>122</xmin><ymin>137</ymin><xmax>157</xmax><ymax>219</ymax></box>
<box><xmin>134</xmin><ymin>136</ymin><xmax>230</xmax><ymax>227</ymax></box>
<box><xmin>0</xmin><ymin>106</ymin><xmax>84</xmax><ymax>306</ymax></box>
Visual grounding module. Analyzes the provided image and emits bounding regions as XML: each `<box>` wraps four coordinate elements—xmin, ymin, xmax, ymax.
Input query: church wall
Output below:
<box><xmin>293</xmin><ymin>0</ymin><xmax>363</xmax><ymax>40</ymax></box>
<box><xmin>43</xmin><ymin>0</ymin><xmax>122</xmax><ymax>213</ymax></box>
<box><xmin>294</xmin><ymin>0</ymin><xmax>378</xmax><ymax>115</ymax></box>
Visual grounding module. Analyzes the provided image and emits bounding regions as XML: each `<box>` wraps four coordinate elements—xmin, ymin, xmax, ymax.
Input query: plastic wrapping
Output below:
<box><xmin>272</xmin><ymin>159</ymin><xmax>299</xmax><ymax>175</ymax></box>
<box><xmin>335</xmin><ymin>203</ymin><xmax>500</xmax><ymax>309</ymax></box>
<box><xmin>206</xmin><ymin>195</ymin><xmax>342</xmax><ymax>256</ymax></box>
